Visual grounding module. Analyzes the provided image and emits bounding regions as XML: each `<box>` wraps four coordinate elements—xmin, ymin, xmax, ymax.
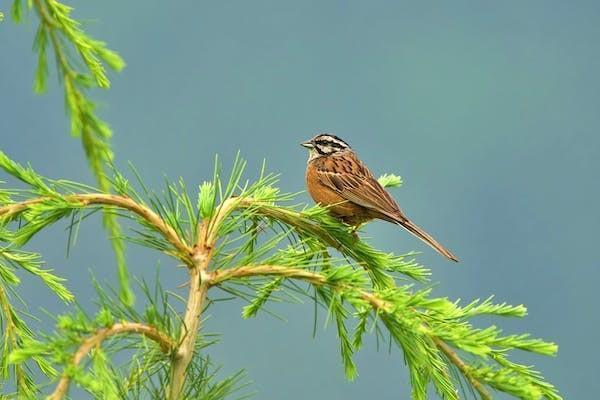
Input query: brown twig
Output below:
<box><xmin>167</xmin><ymin>198</ymin><xmax>240</xmax><ymax>399</ymax></box>
<box><xmin>3</xmin><ymin>192</ymin><xmax>490</xmax><ymax>397</ymax></box>
<box><xmin>48</xmin><ymin>322</ymin><xmax>174</xmax><ymax>400</ymax></box>
<box><xmin>168</xmin><ymin>261</ymin><xmax>209</xmax><ymax>399</ymax></box>
<box><xmin>211</xmin><ymin>263</ymin><xmax>490</xmax><ymax>398</ymax></box>
<box><xmin>0</xmin><ymin>194</ymin><xmax>193</xmax><ymax>260</ymax></box>
<box><xmin>433</xmin><ymin>337</ymin><xmax>493</xmax><ymax>400</ymax></box>
<box><xmin>211</xmin><ymin>264</ymin><xmax>390</xmax><ymax>311</ymax></box>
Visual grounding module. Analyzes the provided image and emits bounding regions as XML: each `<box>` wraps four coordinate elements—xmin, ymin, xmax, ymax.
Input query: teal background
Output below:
<box><xmin>2</xmin><ymin>1</ymin><xmax>599</xmax><ymax>398</ymax></box>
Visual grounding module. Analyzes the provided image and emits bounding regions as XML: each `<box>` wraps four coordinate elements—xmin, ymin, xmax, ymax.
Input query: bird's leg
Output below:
<box><xmin>349</xmin><ymin>223</ymin><xmax>365</xmax><ymax>240</ymax></box>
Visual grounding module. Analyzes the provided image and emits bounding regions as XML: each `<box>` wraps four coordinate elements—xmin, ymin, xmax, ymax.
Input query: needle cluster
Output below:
<box><xmin>10</xmin><ymin>0</ymin><xmax>131</xmax><ymax>305</ymax></box>
<box><xmin>0</xmin><ymin>152</ymin><xmax>561</xmax><ymax>399</ymax></box>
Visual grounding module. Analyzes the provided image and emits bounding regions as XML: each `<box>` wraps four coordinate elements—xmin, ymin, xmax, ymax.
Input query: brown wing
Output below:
<box><xmin>314</xmin><ymin>153</ymin><xmax>459</xmax><ymax>262</ymax></box>
<box><xmin>314</xmin><ymin>154</ymin><xmax>407</xmax><ymax>223</ymax></box>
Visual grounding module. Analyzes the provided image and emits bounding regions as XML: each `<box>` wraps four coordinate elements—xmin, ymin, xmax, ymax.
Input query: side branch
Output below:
<box><xmin>211</xmin><ymin>265</ymin><xmax>389</xmax><ymax>310</ymax></box>
<box><xmin>0</xmin><ymin>285</ymin><xmax>29</xmax><ymax>392</ymax></box>
<box><xmin>211</xmin><ymin>264</ymin><xmax>489</xmax><ymax>398</ymax></box>
<box><xmin>195</xmin><ymin>197</ymin><xmax>341</xmax><ymax>251</ymax></box>
<box><xmin>197</xmin><ymin>197</ymin><xmax>244</xmax><ymax>248</ymax></box>
<box><xmin>168</xmin><ymin>197</ymin><xmax>245</xmax><ymax>399</ymax></box>
<box><xmin>433</xmin><ymin>337</ymin><xmax>492</xmax><ymax>400</ymax></box>
<box><xmin>49</xmin><ymin>322</ymin><xmax>174</xmax><ymax>400</ymax></box>
<box><xmin>0</xmin><ymin>194</ymin><xmax>193</xmax><ymax>259</ymax></box>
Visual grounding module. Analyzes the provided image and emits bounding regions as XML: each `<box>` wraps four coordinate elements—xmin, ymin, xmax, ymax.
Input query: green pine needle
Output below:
<box><xmin>378</xmin><ymin>173</ymin><xmax>403</xmax><ymax>188</ymax></box>
<box><xmin>0</xmin><ymin>153</ymin><xmax>561</xmax><ymax>399</ymax></box>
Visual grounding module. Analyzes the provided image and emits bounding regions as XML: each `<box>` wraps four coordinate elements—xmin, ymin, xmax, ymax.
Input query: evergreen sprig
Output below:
<box><xmin>0</xmin><ymin>152</ymin><xmax>560</xmax><ymax>399</ymax></box>
<box><xmin>10</xmin><ymin>0</ymin><xmax>132</xmax><ymax>305</ymax></box>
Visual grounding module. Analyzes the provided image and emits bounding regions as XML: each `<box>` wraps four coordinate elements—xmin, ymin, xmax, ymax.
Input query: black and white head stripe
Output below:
<box><xmin>311</xmin><ymin>134</ymin><xmax>350</xmax><ymax>155</ymax></box>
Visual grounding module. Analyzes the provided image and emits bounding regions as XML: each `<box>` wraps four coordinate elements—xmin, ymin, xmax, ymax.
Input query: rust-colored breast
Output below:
<box><xmin>305</xmin><ymin>159</ymin><xmax>373</xmax><ymax>225</ymax></box>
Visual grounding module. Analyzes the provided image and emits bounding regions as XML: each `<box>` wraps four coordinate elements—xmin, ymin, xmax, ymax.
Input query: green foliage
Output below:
<box><xmin>241</xmin><ymin>277</ymin><xmax>283</xmax><ymax>319</ymax></box>
<box><xmin>1</xmin><ymin>249</ymin><xmax>73</xmax><ymax>302</ymax></box>
<box><xmin>4</xmin><ymin>3</ymin><xmax>561</xmax><ymax>397</ymax></box>
<box><xmin>11</xmin><ymin>0</ymin><xmax>132</xmax><ymax>306</ymax></box>
<box><xmin>11</xmin><ymin>1</ymin><xmax>22</xmax><ymax>22</ymax></box>
<box><xmin>0</xmin><ymin>151</ymin><xmax>53</xmax><ymax>195</ymax></box>
<box><xmin>0</xmin><ymin>152</ymin><xmax>561</xmax><ymax>399</ymax></box>
<box><xmin>378</xmin><ymin>173</ymin><xmax>403</xmax><ymax>188</ymax></box>
<box><xmin>9</xmin><ymin>291</ymin><xmax>160</xmax><ymax>396</ymax></box>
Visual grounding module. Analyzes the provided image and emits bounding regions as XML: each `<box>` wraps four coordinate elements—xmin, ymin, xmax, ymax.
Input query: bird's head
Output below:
<box><xmin>301</xmin><ymin>133</ymin><xmax>351</xmax><ymax>161</ymax></box>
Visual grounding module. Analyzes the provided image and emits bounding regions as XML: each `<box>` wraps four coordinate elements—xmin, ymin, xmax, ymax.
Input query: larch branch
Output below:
<box><xmin>433</xmin><ymin>337</ymin><xmax>493</xmax><ymax>400</ymax></box>
<box><xmin>48</xmin><ymin>322</ymin><xmax>174</xmax><ymax>400</ymax></box>
<box><xmin>0</xmin><ymin>194</ymin><xmax>193</xmax><ymax>260</ymax></box>
<box><xmin>211</xmin><ymin>263</ymin><xmax>489</xmax><ymax>398</ymax></box>
<box><xmin>167</xmin><ymin>196</ymin><xmax>238</xmax><ymax>398</ymax></box>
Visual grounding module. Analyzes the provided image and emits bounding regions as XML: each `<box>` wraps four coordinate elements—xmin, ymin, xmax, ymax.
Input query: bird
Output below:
<box><xmin>301</xmin><ymin>133</ymin><xmax>458</xmax><ymax>262</ymax></box>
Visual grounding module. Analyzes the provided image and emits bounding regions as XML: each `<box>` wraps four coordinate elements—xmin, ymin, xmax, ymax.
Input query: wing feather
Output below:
<box><xmin>316</xmin><ymin>155</ymin><xmax>405</xmax><ymax>222</ymax></box>
<box><xmin>312</xmin><ymin>152</ymin><xmax>459</xmax><ymax>261</ymax></box>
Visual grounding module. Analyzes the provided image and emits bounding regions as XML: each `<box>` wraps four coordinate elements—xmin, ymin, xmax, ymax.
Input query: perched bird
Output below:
<box><xmin>301</xmin><ymin>133</ymin><xmax>458</xmax><ymax>262</ymax></box>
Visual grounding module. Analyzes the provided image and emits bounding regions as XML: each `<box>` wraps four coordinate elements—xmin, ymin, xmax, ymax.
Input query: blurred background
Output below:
<box><xmin>2</xmin><ymin>1</ymin><xmax>599</xmax><ymax>398</ymax></box>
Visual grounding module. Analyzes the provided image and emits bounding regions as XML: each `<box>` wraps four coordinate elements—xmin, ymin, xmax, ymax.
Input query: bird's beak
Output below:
<box><xmin>300</xmin><ymin>141</ymin><xmax>314</xmax><ymax>149</ymax></box>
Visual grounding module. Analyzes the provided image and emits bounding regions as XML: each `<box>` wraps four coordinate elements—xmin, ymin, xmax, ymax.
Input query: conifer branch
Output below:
<box><xmin>169</xmin><ymin>197</ymin><xmax>262</xmax><ymax>398</ymax></box>
<box><xmin>0</xmin><ymin>152</ymin><xmax>560</xmax><ymax>399</ymax></box>
<box><xmin>49</xmin><ymin>322</ymin><xmax>174</xmax><ymax>400</ymax></box>
<box><xmin>23</xmin><ymin>0</ymin><xmax>133</xmax><ymax>304</ymax></box>
<box><xmin>168</xmin><ymin>258</ymin><xmax>210</xmax><ymax>399</ymax></box>
<box><xmin>433</xmin><ymin>337</ymin><xmax>492</xmax><ymax>400</ymax></box>
<box><xmin>211</xmin><ymin>264</ymin><xmax>389</xmax><ymax>309</ymax></box>
<box><xmin>0</xmin><ymin>285</ymin><xmax>33</xmax><ymax>397</ymax></box>
<box><xmin>168</xmin><ymin>227</ymin><xmax>216</xmax><ymax>397</ymax></box>
<box><xmin>210</xmin><ymin>263</ymin><xmax>549</xmax><ymax>399</ymax></box>
<box><xmin>0</xmin><ymin>194</ymin><xmax>193</xmax><ymax>260</ymax></box>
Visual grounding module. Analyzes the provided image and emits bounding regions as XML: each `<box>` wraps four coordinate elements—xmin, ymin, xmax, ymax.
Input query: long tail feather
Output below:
<box><xmin>396</xmin><ymin>218</ymin><xmax>459</xmax><ymax>262</ymax></box>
